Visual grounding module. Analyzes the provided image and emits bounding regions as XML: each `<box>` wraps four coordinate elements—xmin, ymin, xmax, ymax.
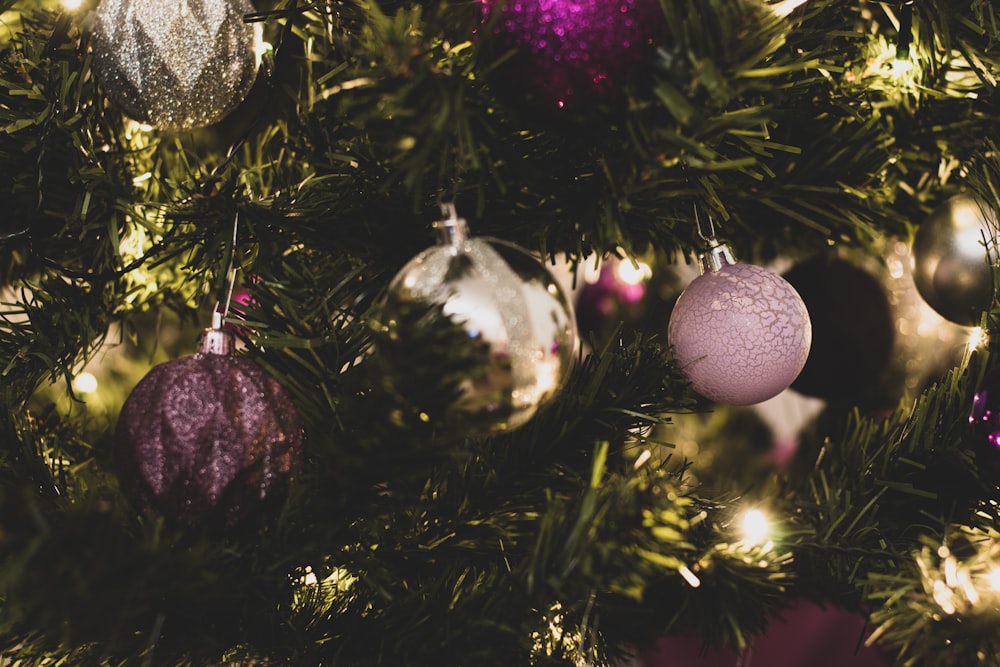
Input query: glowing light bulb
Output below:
<box><xmin>63</xmin><ymin>0</ymin><xmax>83</xmax><ymax>8</ymax></box>
<box><xmin>986</xmin><ymin>567</ymin><xmax>1000</xmax><ymax>592</ymax></box>
<box><xmin>615</xmin><ymin>260</ymin><xmax>652</xmax><ymax>286</ymax></box>
<box><xmin>72</xmin><ymin>372</ymin><xmax>98</xmax><ymax>394</ymax></box>
<box><xmin>741</xmin><ymin>509</ymin><xmax>771</xmax><ymax>546</ymax></box>
<box><xmin>771</xmin><ymin>0</ymin><xmax>807</xmax><ymax>18</ymax></box>
<box><xmin>966</xmin><ymin>327</ymin><xmax>987</xmax><ymax>356</ymax></box>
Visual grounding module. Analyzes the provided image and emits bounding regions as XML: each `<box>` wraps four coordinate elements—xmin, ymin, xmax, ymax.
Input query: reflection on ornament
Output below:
<box><xmin>884</xmin><ymin>240</ymin><xmax>971</xmax><ymax>397</ymax></box>
<box><xmin>911</xmin><ymin>193</ymin><xmax>998</xmax><ymax>326</ymax></box>
<box><xmin>667</xmin><ymin>240</ymin><xmax>811</xmax><ymax>406</ymax></box>
<box><xmin>480</xmin><ymin>0</ymin><xmax>668</xmax><ymax>112</ymax></box>
<box><xmin>92</xmin><ymin>0</ymin><xmax>259</xmax><ymax>129</ymax></box>
<box><xmin>114</xmin><ymin>326</ymin><xmax>303</xmax><ymax>530</ymax></box>
<box><xmin>382</xmin><ymin>207</ymin><xmax>577</xmax><ymax>434</ymax></box>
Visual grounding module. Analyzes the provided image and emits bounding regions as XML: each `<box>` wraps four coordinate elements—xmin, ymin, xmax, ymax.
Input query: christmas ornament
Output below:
<box><xmin>667</xmin><ymin>236</ymin><xmax>811</xmax><ymax>406</ymax></box>
<box><xmin>114</xmin><ymin>317</ymin><xmax>303</xmax><ymax>530</ymax></box>
<box><xmin>381</xmin><ymin>206</ymin><xmax>578</xmax><ymax>433</ymax></box>
<box><xmin>783</xmin><ymin>256</ymin><xmax>894</xmax><ymax>402</ymax></box>
<box><xmin>480</xmin><ymin>0</ymin><xmax>668</xmax><ymax>112</ymax></box>
<box><xmin>576</xmin><ymin>255</ymin><xmax>651</xmax><ymax>341</ymax></box>
<box><xmin>91</xmin><ymin>0</ymin><xmax>259</xmax><ymax>130</ymax></box>
<box><xmin>911</xmin><ymin>193</ymin><xmax>999</xmax><ymax>326</ymax></box>
<box><xmin>969</xmin><ymin>366</ymin><xmax>1000</xmax><ymax>476</ymax></box>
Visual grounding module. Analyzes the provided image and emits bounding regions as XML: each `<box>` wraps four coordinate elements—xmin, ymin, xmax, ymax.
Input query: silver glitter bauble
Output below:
<box><xmin>911</xmin><ymin>193</ymin><xmax>999</xmax><ymax>326</ymax></box>
<box><xmin>114</xmin><ymin>327</ymin><xmax>303</xmax><ymax>531</ymax></box>
<box><xmin>91</xmin><ymin>0</ymin><xmax>259</xmax><ymax>130</ymax></box>
<box><xmin>382</xmin><ymin>209</ymin><xmax>578</xmax><ymax>434</ymax></box>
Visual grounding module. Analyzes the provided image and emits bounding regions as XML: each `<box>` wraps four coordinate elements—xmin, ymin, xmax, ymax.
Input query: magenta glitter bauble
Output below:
<box><xmin>114</xmin><ymin>328</ymin><xmax>303</xmax><ymax>530</ymax></box>
<box><xmin>480</xmin><ymin>0</ymin><xmax>668</xmax><ymax>112</ymax></box>
<box><xmin>668</xmin><ymin>255</ymin><xmax>812</xmax><ymax>406</ymax></box>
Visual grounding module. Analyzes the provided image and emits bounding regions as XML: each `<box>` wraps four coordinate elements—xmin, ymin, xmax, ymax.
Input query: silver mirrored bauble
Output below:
<box><xmin>91</xmin><ymin>0</ymin><xmax>259</xmax><ymax>130</ymax></box>
<box><xmin>383</xmin><ymin>213</ymin><xmax>578</xmax><ymax>434</ymax></box>
<box><xmin>911</xmin><ymin>193</ymin><xmax>998</xmax><ymax>326</ymax></box>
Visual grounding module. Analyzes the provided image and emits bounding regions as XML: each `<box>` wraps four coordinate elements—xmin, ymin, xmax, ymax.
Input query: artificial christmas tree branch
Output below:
<box><xmin>2</xmin><ymin>0</ymin><xmax>1000</xmax><ymax>665</ymax></box>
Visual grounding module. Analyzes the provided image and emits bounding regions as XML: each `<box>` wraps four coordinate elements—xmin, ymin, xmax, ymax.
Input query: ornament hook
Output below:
<box><xmin>212</xmin><ymin>210</ymin><xmax>242</xmax><ymax>330</ymax></box>
<box><xmin>693</xmin><ymin>205</ymin><xmax>736</xmax><ymax>274</ymax></box>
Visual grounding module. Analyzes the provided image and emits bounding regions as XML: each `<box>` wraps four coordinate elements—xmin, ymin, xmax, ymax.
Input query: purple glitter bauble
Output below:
<box><xmin>969</xmin><ymin>367</ymin><xmax>1000</xmax><ymax>474</ymax></box>
<box><xmin>114</xmin><ymin>329</ymin><xmax>303</xmax><ymax>531</ymax></box>
<box><xmin>480</xmin><ymin>0</ymin><xmax>668</xmax><ymax>111</ymax></box>
<box><xmin>668</xmin><ymin>262</ymin><xmax>812</xmax><ymax>406</ymax></box>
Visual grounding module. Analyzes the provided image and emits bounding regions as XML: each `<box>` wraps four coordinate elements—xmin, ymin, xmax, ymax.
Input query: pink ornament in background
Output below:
<box><xmin>480</xmin><ymin>0</ymin><xmax>668</xmax><ymax>112</ymax></box>
<box><xmin>667</xmin><ymin>241</ymin><xmax>811</xmax><ymax>406</ymax></box>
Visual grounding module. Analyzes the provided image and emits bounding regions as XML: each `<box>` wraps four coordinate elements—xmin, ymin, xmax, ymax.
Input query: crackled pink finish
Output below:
<box><xmin>668</xmin><ymin>262</ymin><xmax>812</xmax><ymax>406</ymax></box>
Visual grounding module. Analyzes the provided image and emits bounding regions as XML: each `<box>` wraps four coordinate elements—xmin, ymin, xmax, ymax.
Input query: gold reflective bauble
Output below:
<box><xmin>382</xmin><ymin>213</ymin><xmax>578</xmax><ymax>435</ymax></box>
<box><xmin>911</xmin><ymin>193</ymin><xmax>998</xmax><ymax>326</ymax></box>
<box><xmin>91</xmin><ymin>0</ymin><xmax>259</xmax><ymax>130</ymax></box>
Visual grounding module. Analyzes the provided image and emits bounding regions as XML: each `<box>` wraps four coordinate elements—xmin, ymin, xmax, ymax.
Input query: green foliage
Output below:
<box><xmin>2</xmin><ymin>0</ymin><xmax>1000</xmax><ymax>664</ymax></box>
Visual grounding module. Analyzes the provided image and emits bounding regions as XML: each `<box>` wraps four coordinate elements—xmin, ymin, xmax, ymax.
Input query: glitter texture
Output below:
<box><xmin>668</xmin><ymin>260</ymin><xmax>812</xmax><ymax>406</ymax></box>
<box><xmin>384</xmin><ymin>229</ymin><xmax>578</xmax><ymax>434</ymax></box>
<box><xmin>114</xmin><ymin>330</ymin><xmax>303</xmax><ymax>530</ymax></box>
<box><xmin>91</xmin><ymin>0</ymin><xmax>258</xmax><ymax>130</ymax></box>
<box><xmin>481</xmin><ymin>0</ymin><xmax>668</xmax><ymax>111</ymax></box>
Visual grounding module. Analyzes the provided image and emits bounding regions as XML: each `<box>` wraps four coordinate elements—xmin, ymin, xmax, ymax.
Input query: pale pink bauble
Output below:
<box><xmin>668</xmin><ymin>263</ymin><xmax>812</xmax><ymax>405</ymax></box>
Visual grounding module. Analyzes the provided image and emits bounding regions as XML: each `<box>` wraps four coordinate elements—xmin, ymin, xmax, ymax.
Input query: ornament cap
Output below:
<box><xmin>700</xmin><ymin>239</ymin><xmax>737</xmax><ymax>274</ymax></box>
<box><xmin>433</xmin><ymin>203</ymin><xmax>470</xmax><ymax>251</ymax></box>
<box><xmin>199</xmin><ymin>315</ymin><xmax>235</xmax><ymax>356</ymax></box>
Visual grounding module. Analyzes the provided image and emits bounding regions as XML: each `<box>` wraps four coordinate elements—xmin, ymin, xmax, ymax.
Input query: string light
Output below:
<box><xmin>740</xmin><ymin>508</ymin><xmax>772</xmax><ymax>547</ymax></box>
<box><xmin>71</xmin><ymin>372</ymin><xmax>98</xmax><ymax>395</ymax></box>
<box><xmin>770</xmin><ymin>0</ymin><xmax>808</xmax><ymax>18</ymax></box>
<box><xmin>615</xmin><ymin>259</ymin><xmax>652</xmax><ymax>287</ymax></box>
<box><xmin>62</xmin><ymin>0</ymin><xmax>83</xmax><ymax>9</ymax></box>
<box><xmin>916</xmin><ymin>528</ymin><xmax>1000</xmax><ymax>618</ymax></box>
<box><xmin>966</xmin><ymin>326</ymin><xmax>987</xmax><ymax>358</ymax></box>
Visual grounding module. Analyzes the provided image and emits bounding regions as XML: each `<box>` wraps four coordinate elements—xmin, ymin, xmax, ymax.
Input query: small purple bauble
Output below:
<box><xmin>480</xmin><ymin>0</ymin><xmax>668</xmax><ymax>111</ymax></box>
<box><xmin>668</xmin><ymin>262</ymin><xmax>812</xmax><ymax>405</ymax></box>
<box><xmin>114</xmin><ymin>328</ymin><xmax>303</xmax><ymax>530</ymax></box>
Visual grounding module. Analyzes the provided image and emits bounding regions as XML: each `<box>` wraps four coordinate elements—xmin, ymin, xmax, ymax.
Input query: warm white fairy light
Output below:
<box><xmin>770</xmin><ymin>0</ymin><xmax>808</xmax><ymax>18</ymax></box>
<box><xmin>72</xmin><ymin>372</ymin><xmax>98</xmax><ymax>395</ymax></box>
<box><xmin>615</xmin><ymin>259</ymin><xmax>652</xmax><ymax>287</ymax></box>
<box><xmin>987</xmin><ymin>567</ymin><xmax>1000</xmax><ymax>592</ymax></box>
<box><xmin>917</xmin><ymin>528</ymin><xmax>1000</xmax><ymax>618</ymax></box>
<box><xmin>740</xmin><ymin>508</ymin><xmax>772</xmax><ymax>547</ymax></box>
<box><xmin>966</xmin><ymin>327</ymin><xmax>987</xmax><ymax>359</ymax></box>
<box><xmin>62</xmin><ymin>0</ymin><xmax>83</xmax><ymax>9</ymax></box>
<box><xmin>677</xmin><ymin>564</ymin><xmax>701</xmax><ymax>588</ymax></box>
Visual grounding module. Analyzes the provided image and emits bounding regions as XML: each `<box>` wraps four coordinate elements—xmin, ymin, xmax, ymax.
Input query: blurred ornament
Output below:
<box><xmin>668</xmin><ymin>236</ymin><xmax>811</xmax><ymax>406</ymax></box>
<box><xmin>91</xmin><ymin>0</ymin><xmax>259</xmax><ymax>129</ymax></box>
<box><xmin>911</xmin><ymin>193</ymin><xmax>998</xmax><ymax>326</ymax></box>
<box><xmin>969</xmin><ymin>366</ymin><xmax>1000</xmax><ymax>475</ymax></box>
<box><xmin>575</xmin><ymin>255</ymin><xmax>651</xmax><ymax>339</ymax></box>
<box><xmin>381</xmin><ymin>206</ymin><xmax>577</xmax><ymax>434</ymax></box>
<box><xmin>114</xmin><ymin>320</ymin><xmax>303</xmax><ymax>530</ymax></box>
<box><xmin>783</xmin><ymin>256</ymin><xmax>895</xmax><ymax>402</ymax></box>
<box><xmin>480</xmin><ymin>0</ymin><xmax>668</xmax><ymax>112</ymax></box>
<box><xmin>226</xmin><ymin>284</ymin><xmax>257</xmax><ymax>337</ymax></box>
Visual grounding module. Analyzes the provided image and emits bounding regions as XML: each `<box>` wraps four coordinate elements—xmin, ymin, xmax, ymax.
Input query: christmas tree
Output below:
<box><xmin>2</xmin><ymin>0</ymin><xmax>1000</xmax><ymax>665</ymax></box>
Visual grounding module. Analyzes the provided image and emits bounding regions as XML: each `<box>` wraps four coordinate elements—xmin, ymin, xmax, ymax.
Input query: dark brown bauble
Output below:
<box><xmin>114</xmin><ymin>328</ymin><xmax>303</xmax><ymax>531</ymax></box>
<box><xmin>782</xmin><ymin>256</ymin><xmax>895</xmax><ymax>402</ymax></box>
